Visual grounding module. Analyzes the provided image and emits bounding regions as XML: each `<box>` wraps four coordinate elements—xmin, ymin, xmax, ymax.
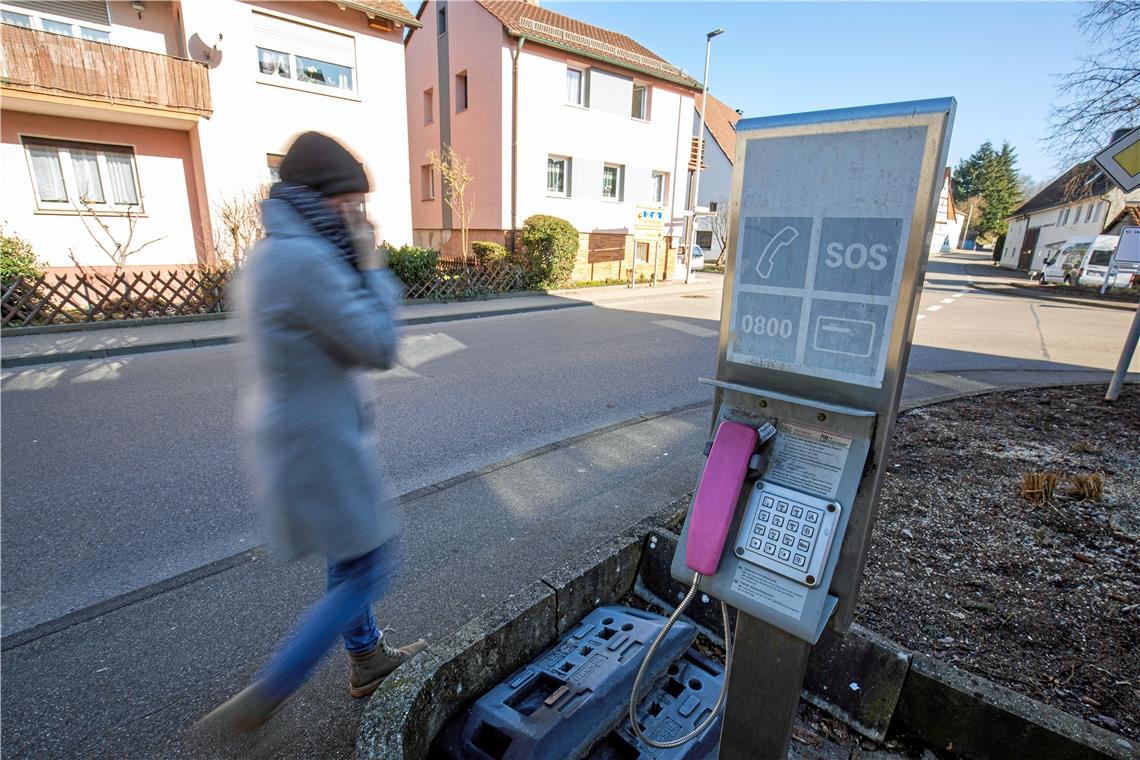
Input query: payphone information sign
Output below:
<box><xmin>727</xmin><ymin>125</ymin><xmax>929</xmax><ymax>388</ymax></box>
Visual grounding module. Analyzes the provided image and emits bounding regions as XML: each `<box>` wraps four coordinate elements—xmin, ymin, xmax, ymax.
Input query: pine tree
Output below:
<box><xmin>952</xmin><ymin>141</ymin><xmax>996</xmax><ymax>205</ymax></box>
<box><xmin>977</xmin><ymin>142</ymin><xmax>1020</xmax><ymax>237</ymax></box>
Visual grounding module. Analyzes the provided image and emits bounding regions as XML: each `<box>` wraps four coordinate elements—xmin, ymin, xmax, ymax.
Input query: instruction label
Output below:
<box><xmin>766</xmin><ymin>421</ymin><xmax>853</xmax><ymax>499</ymax></box>
<box><xmin>731</xmin><ymin>562</ymin><xmax>807</xmax><ymax>618</ymax></box>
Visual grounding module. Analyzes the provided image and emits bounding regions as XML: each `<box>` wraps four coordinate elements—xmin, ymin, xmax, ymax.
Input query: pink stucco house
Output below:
<box><xmin>1</xmin><ymin>0</ymin><xmax>417</xmax><ymax>273</ymax></box>
<box><xmin>405</xmin><ymin>0</ymin><xmax>701</xmax><ymax>279</ymax></box>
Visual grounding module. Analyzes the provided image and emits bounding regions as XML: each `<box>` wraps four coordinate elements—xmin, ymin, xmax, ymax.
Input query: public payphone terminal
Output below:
<box><xmin>629</xmin><ymin>98</ymin><xmax>956</xmax><ymax>755</ymax></box>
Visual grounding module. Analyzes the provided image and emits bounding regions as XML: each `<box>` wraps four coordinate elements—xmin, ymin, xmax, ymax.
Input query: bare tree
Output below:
<box><xmin>71</xmin><ymin>201</ymin><xmax>165</xmax><ymax>272</ymax></box>
<box><xmin>1048</xmin><ymin>1</ymin><xmax>1140</xmax><ymax>168</ymax></box>
<box><xmin>428</xmin><ymin>146</ymin><xmax>474</xmax><ymax>263</ymax></box>
<box><xmin>711</xmin><ymin>201</ymin><xmax>730</xmax><ymax>266</ymax></box>
<box><xmin>211</xmin><ymin>186</ymin><xmax>268</xmax><ymax>270</ymax></box>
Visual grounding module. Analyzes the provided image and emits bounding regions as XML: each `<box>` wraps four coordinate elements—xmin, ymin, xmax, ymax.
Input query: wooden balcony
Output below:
<box><xmin>0</xmin><ymin>25</ymin><xmax>212</xmax><ymax>122</ymax></box>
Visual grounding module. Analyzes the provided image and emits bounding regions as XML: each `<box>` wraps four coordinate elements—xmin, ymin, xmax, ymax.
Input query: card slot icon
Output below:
<box><xmin>812</xmin><ymin>316</ymin><xmax>876</xmax><ymax>358</ymax></box>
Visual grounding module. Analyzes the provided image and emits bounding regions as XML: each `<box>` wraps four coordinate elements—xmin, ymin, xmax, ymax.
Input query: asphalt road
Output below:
<box><xmin>1</xmin><ymin>251</ymin><xmax>1136</xmax><ymax>758</ymax></box>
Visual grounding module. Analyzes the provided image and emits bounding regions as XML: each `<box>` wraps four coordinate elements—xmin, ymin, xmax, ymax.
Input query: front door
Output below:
<box><xmin>1019</xmin><ymin>227</ymin><xmax>1040</xmax><ymax>270</ymax></box>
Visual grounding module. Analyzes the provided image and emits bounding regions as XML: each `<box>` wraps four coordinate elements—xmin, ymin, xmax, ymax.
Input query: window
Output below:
<box><xmin>547</xmin><ymin>156</ymin><xmax>570</xmax><ymax>196</ymax></box>
<box><xmin>602</xmin><ymin>163</ymin><xmax>624</xmax><ymax>201</ymax></box>
<box><xmin>437</xmin><ymin>5</ymin><xmax>446</xmax><ymax>35</ymax></box>
<box><xmin>423</xmin><ymin>88</ymin><xmax>433</xmax><ymax>124</ymax></box>
<box><xmin>267</xmin><ymin>153</ymin><xmax>284</xmax><ymax>183</ymax></box>
<box><xmin>420</xmin><ymin>164</ymin><xmax>435</xmax><ymax>200</ymax></box>
<box><xmin>455</xmin><ymin>71</ymin><xmax>468</xmax><ymax>111</ymax></box>
<box><xmin>636</xmin><ymin>241</ymin><xmax>650</xmax><ymax>263</ymax></box>
<box><xmin>3</xmin><ymin>8</ymin><xmax>110</xmax><ymax>41</ymax></box>
<box><xmin>696</xmin><ymin>231</ymin><xmax>713</xmax><ymax>249</ymax></box>
<box><xmin>23</xmin><ymin>138</ymin><xmax>140</xmax><ymax>211</ymax></box>
<box><xmin>1085</xmin><ymin>203</ymin><xmax>1095</xmax><ymax>222</ymax></box>
<box><xmin>254</xmin><ymin>13</ymin><xmax>356</xmax><ymax>93</ymax></box>
<box><xmin>566</xmin><ymin>67</ymin><xmax>584</xmax><ymax>106</ymax></box>
<box><xmin>1060</xmin><ymin>208</ymin><xmax>1070</xmax><ymax>225</ymax></box>
<box><xmin>2</xmin><ymin>10</ymin><xmax>32</xmax><ymax>27</ymax></box>
<box><xmin>651</xmin><ymin>171</ymin><xmax>668</xmax><ymax>205</ymax></box>
<box><xmin>631</xmin><ymin>85</ymin><xmax>647</xmax><ymax>119</ymax></box>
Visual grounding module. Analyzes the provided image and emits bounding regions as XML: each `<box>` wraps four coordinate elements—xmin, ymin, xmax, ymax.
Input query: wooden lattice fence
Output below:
<box><xmin>1</xmin><ymin>269</ymin><xmax>230</xmax><ymax>327</ymax></box>
<box><xmin>400</xmin><ymin>261</ymin><xmax>527</xmax><ymax>300</ymax></box>
<box><xmin>1</xmin><ymin>261</ymin><xmax>528</xmax><ymax>328</ymax></box>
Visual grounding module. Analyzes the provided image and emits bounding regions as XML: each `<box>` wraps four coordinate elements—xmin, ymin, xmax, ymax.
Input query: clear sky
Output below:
<box><xmin>539</xmin><ymin>1</ymin><xmax>1092</xmax><ymax>184</ymax></box>
<box><xmin>413</xmin><ymin>1</ymin><xmax>1097</xmax><ymax>184</ymax></box>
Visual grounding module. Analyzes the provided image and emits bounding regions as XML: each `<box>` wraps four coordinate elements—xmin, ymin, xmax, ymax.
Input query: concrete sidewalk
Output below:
<box><xmin>0</xmin><ymin>275</ymin><xmax>723</xmax><ymax>368</ymax></box>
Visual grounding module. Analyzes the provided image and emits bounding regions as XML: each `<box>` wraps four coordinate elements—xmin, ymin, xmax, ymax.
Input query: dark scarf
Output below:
<box><xmin>269</xmin><ymin>182</ymin><xmax>359</xmax><ymax>273</ymax></box>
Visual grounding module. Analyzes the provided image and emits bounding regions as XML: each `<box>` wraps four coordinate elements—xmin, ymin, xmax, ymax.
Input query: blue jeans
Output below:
<box><xmin>256</xmin><ymin>541</ymin><xmax>399</xmax><ymax>701</ymax></box>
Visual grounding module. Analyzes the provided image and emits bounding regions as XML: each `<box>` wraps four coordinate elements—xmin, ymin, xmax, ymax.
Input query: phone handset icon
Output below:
<box><xmin>755</xmin><ymin>225</ymin><xmax>799</xmax><ymax>279</ymax></box>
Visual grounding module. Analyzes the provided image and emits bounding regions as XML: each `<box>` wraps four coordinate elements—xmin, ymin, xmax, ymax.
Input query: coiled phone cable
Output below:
<box><xmin>628</xmin><ymin>571</ymin><xmax>733</xmax><ymax>749</ymax></box>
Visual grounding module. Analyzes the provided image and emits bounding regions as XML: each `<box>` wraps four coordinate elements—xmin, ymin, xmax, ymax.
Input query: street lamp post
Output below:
<box><xmin>683</xmin><ymin>28</ymin><xmax>724</xmax><ymax>285</ymax></box>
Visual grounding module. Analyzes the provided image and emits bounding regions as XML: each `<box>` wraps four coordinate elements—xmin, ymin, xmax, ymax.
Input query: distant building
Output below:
<box><xmin>929</xmin><ymin>167</ymin><xmax>961</xmax><ymax>255</ymax></box>
<box><xmin>691</xmin><ymin>93</ymin><xmax>740</xmax><ymax>265</ymax></box>
<box><xmin>1000</xmin><ymin>160</ymin><xmax>1140</xmax><ymax>271</ymax></box>
<box><xmin>404</xmin><ymin>0</ymin><xmax>701</xmax><ymax>281</ymax></box>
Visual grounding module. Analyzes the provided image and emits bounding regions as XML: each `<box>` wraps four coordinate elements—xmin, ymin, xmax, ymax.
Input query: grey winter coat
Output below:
<box><xmin>238</xmin><ymin>198</ymin><xmax>403</xmax><ymax>562</ymax></box>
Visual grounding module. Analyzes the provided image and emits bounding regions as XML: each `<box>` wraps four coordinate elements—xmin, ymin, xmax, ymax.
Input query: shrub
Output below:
<box><xmin>514</xmin><ymin>214</ymin><xmax>579</xmax><ymax>288</ymax></box>
<box><xmin>472</xmin><ymin>240</ymin><xmax>508</xmax><ymax>266</ymax></box>
<box><xmin>1</xmin><ymin>226</ymin><xmax>44</xmax><ymax>281</ymax></box>
<box><xmin>386</xmin><ymin>244</ymin><xmax>439</xmax><ymax>288</ymax></box>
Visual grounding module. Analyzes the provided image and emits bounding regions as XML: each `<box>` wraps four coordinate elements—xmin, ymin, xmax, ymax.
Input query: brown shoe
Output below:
<box><xmin>348</xmin><ymin>637</ymin><xmax>427</xmax><ymax>698</ymax></box>
<box><xmin>194</xmin><ymin>683</ymin><xmax>285</xmax><ymax>736</ymax></box>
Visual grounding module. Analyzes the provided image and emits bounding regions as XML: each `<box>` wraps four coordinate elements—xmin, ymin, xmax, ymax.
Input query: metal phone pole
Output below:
<box><xmin>1106</xmin><ymin>301</ymin><xmax>1140</xmax><ymax>401</ymax></box>
<box><xmin>684</xmin><ymin>28</ymin><xmax>723</xmax><ymax>285</ymax></box>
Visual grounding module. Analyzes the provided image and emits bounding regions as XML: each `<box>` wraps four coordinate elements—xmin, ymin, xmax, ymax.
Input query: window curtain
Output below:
<box><xmin>28</xmin><ymin>146</ymin><xmax>67</xmax><ymax>202</ymax></box>
<box><xmin>106</xmin><ymin>152</ymin><xmax>138</xmax><ymax>205</ymax></box>
<box><xmin>70</xmin><ymin>148</ymin><xmax>105</xmax><ymax>203</ymax></box>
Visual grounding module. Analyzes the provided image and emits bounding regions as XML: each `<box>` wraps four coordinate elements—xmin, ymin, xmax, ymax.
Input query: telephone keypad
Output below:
<box><xmin>734</xmin><ymin>481</ymin><xmax>841</xmax><ymax>588</ymax></box>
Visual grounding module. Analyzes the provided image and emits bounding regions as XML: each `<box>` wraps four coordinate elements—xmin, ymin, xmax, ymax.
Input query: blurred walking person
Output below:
<box><xmin>200</xmin><ymin>132</ymin><xmax>425</xmax><ymax>735</ymax></box>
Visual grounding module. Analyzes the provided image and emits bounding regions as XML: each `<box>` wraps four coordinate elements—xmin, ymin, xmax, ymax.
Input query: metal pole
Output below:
<box><xmin>718</xmin><ymin>613</ymin><xmax>811</xmax><ymax>759</ymax></box>
<box><xmin>1106</xmin><ymin>301</ymin><xmax>1140</xmax><ymax>401</ymax></box>
<box><xmin>685</xmin><ymin>29</ymin><xmax>722</xmax><ymax>285</ymax></box>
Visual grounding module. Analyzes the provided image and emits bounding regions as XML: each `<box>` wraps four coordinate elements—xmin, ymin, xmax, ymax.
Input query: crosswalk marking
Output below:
<box><xmin>910</xmin><ymin>372</ymin><xmax>995</xmax><ymax>393</ymax></box>
<box><xmin>654</xmin><ymin>319</ymin><xmax>719</xmax><ymax>338</ymax></box>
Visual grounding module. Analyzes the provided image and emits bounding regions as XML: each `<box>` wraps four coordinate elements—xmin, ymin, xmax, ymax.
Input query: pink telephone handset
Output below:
<box><xmin>631</xmin><ymin>419</ymin><xmax>758</xmax><ymax>749</ymax></box>
<box><xmin>685</xmin><ymin>420</ymin><xmax>759</xmax><ymax>576</ymax></box>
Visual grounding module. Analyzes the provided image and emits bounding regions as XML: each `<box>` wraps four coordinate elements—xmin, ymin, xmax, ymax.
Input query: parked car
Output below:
<box><xmin>690</xmin><ymin>244</ymin><xmax>705</xmax><ymax>271</ymax></box>
<box><xmin>1039</xmin><ymin>241</ymin><xmax>1088</xmax><ymax>285</ymax></box>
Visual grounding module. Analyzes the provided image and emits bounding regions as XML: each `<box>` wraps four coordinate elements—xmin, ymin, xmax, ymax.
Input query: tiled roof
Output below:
<box><xmin>1105</xmin><ymin>203</ymin><xmax>1140</xmax><ymax>231</ymax></box>
<box><xmin>338</xmin><ymin>0</ymin><xmax>420</xmax><ymax>27</ymax></box>
<box><xmin>477</xmin><ymin>1</ymin><xmax>701</xmax><ymax>89</ymax></box>
<box><xmin>1009</xmin><ymin>160</ymin><xmax>1113</xmax><ymax>218</ymax></box>
<box><xmin>696</xmin><ymin>93</ymin><xmax>740</xmax><ymax>162</ymax></box>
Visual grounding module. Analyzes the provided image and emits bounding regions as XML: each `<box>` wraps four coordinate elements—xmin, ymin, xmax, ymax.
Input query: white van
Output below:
<box><xmin>1040</xmin><ymin>235</ymin><xmax>1127</xmax><ymax>288</ymax></box>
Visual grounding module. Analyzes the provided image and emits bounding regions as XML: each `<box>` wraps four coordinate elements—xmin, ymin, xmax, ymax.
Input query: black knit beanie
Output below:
<box><xmin>278</xmin><ymin>132</ymin><xmax>370</xmax><ymax>196</ymax></box>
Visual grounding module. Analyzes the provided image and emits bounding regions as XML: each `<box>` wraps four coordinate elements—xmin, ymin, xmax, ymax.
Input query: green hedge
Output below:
<box><xmin>386</xmin><ymin>244</ymin><xmax>440</xmax><ymax>288</ymax></box>
<box><xmin>1</xmin><ymin>227</ymin><xmax>44</xmax><ymax>281</ymax></box>
<box><xmin>472</xmin><ymin>240</ymin><xmax>508</xmax><ymax>266</ymax></box>
<box><xmin>513</xmin><ymin>214</ymin><xmax>579</xmax><ymax>288</ymax></box>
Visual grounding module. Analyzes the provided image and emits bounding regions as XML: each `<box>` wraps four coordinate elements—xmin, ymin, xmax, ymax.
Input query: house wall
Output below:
<box><xmin>1</xmin><ymin>111</ymin><xmax>204</xmax><ymax>269</ymax></box>
<box><xmin>178</xmin><ymin>0</ymin><xmax>413</xmax><ymax>247</ymax></box>
<box><xmin>692</xmin><ymin>112</ymin><xmax>733</xmax><ymax>261</ymax></box>
<box><xmin>514</xmin><ymin>44</ymin><xmax>694</xmax><ymax>237</ymax></box>
<box><xmin>108</xmin><ymin>0</ymin><xmax>182</xmax><ymax>55</ymax></box>
<box><xmin>928</xmin><ymin>175</ymin><xmax>960</xmax><ymax>254</ymax></box>
<box><xmin>1001</xmin><ymin>199</ymin><xmax>1112</xmax><ymax>270</ymax></box>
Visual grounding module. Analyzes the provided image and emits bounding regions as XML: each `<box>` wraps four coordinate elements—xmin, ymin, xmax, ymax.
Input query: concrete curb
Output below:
<box><xmin>967</xmin><ymin>281</ymin><xmax>1137</xmax><ymax>312</ymax></box>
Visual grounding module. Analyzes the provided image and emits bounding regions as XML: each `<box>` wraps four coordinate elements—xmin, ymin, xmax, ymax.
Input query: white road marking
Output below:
<box><xmin>927</xmin><ymin>304</ymin><xmax>943</xmax><ymax>312</ymax></box>
<box><xmin>654</xmin><ymin>319</ymin><xmax>719</xmax><ymax>338</ymax></box>
<box><xmin>916</xmin><ymin>314</ymin><xmax>926</xmax><ymax>320</ymax></box>
<box><xmin>953</xmin><ymin>292</ymin><xmax>965</xmax><ymax>298</ymax></box>
<box><xmin>910</xmin><ymin>372</ymin><xmax>995</xmax><ymax>393</ymax></box>
<box><xmin>941</xmin><ymin>298</ymin><xmax>954</xmax><ymax>304</ymax></box>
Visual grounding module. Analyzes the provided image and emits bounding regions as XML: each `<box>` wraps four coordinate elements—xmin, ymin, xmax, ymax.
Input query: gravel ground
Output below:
<box><xmin>856</xmin><ymin>384</ymin><xmax>1139</xmax><ymax>740</ymax></box>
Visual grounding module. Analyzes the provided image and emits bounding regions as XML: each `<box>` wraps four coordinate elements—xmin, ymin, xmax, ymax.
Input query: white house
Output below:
<box><xmin>1000</xmin><ymin>159</ymin><xmax>1140</xmax><ymax>271</ymax></box>
<box><xmin>404</xmin><ymin>0</ymin><xmax>700</xmax><ymax>281</ymax></box>
<box><xmin>928</xmin><ymin>167</ymin><xmax>961</xmax><ymax>255</ymax></box>
<box><xmin>1</xmin><ymin>0</ymin><xmax>417</xmax><ymax>272</ymax></box>
<box><xmin>691</xmin><ymin>92</ymin><xmax>740</xmax><ymax>265</ymax></box>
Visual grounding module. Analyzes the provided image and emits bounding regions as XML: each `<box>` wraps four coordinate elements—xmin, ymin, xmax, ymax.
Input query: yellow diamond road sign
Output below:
<box><xmin>1094</xmin><ymin>127</ymin><xmax>1140</xmax><ymax>192</ymax></box>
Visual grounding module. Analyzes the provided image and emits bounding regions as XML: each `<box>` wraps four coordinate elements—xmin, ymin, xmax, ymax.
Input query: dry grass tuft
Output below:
<box><xmin>1067</xmin><ymin>472</ymin><xmax>1105</xmax><ymax>501</ymax></box>
<box><xmin>1020</xmin><ymin>471</ymin><xmax>1060</xmax><ymax>506</ymax></box>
